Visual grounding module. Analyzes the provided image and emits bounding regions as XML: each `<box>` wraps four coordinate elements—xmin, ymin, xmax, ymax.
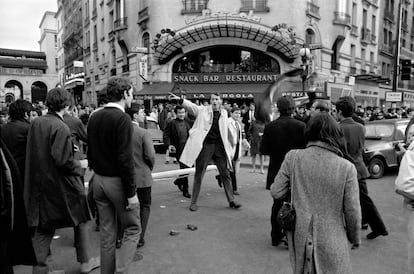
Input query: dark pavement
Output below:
<box><xmin>14</xmin><ymin>154</ymin><xmax>409</xmax><ymax>274</ymax></box>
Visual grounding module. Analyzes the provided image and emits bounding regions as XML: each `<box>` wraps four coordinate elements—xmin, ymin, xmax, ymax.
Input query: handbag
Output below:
<box><xmin>276</xmin><ymin>150</ymin><xmax>298</xmax><ymax>231</ymax></box>
<box><xmin>395</xmin><ymin>149</ymin><xmax>414</xmax><ymax>200</ymax></box>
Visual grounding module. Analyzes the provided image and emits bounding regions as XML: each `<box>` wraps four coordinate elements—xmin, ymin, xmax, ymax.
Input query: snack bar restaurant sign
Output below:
<box><xmin>172</xmin><ymin>73</ymin><xmax>279</xmax><ymax>84</ymax></box>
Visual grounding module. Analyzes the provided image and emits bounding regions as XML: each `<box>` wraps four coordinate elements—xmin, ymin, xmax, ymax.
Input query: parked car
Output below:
<box><xmin>363</xmin><ymin>118</ymin><xmax>409</xmax><ymax>179</ymax></box>
<box><xmin>144</xmin><ymin>116</ymin><xmax>164</xmax><ymax>152</ymax></box>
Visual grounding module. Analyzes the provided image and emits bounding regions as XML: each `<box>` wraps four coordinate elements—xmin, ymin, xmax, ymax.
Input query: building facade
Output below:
<box><xmin>56</xmin><ymin>0</ymin><xmax>66</xmax><ymax>86</ymax></box>
<box><xmin>76</xmin><ymin>0</ymin><xmax>414</xmax><ymax>109</ymax></box>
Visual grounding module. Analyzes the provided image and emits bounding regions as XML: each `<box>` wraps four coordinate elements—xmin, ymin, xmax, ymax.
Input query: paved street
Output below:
<box><xmin>14</xmin><ymin>155</ymin><xmax>409</xmax><ymax>274</ymax></box>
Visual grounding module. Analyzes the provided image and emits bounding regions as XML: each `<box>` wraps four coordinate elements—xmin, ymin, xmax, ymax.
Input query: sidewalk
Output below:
<box><xmin>239</xmin><ymin>154</ymin><xmax>269</xmax><ymax>169</ymax></box>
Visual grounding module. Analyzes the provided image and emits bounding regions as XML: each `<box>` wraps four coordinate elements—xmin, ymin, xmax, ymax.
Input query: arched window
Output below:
<box><xmin>305</xmin><ymin>29</ymin><xmax>315</xmax><ymax>46</ymax></box>
<box><xmin>142</xmin><ymin>32</ymin><xmax>150</xmax><ymax>49</ymax></box>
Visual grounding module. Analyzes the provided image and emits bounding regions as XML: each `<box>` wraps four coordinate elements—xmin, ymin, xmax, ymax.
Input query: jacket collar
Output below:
<box><xmin>339</xmin><ymin>117</ymin><xmax>354</xmax><ymax>124</ymax></box>
<box><xmin>306</xmin><ymin>141</ymin><xmax>343</xmax><ymax>157</ymax></box>
<box><xmin>48</xmin><ymin>112</ymin><xmax>64</xmax><ymax>121</ymax></box>
<box><xmin>105</xmin><ymin>102</ymin><xmax>125</xmax><ymax>112</ymax></box>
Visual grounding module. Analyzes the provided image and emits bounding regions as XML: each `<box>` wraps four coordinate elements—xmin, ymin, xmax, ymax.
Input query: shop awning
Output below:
<box><xmin>134</xmin><ymin>83</ymin><xmax>270</xmax><ymax>100</ymax></box>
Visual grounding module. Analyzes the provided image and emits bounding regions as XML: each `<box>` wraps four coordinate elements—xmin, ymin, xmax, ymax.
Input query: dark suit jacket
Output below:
<box><xmin>132</xmin><ymin>123</ymin><xmax>155</xmax><ymax>188</ymax></box>
<box><xmin>242</xmin><ymin>110</ymin><xmax>255</xmax><ymax>133</ymax></box>
<box><xmin>260</xmin><ymin>116</ymin><xmax>306</xmax><ymax>189</ymax></box>
<box><xmin>1</xmin><ymin>119</ymin><xmax>30</xmax><ymax>178</ymax></box>
<box><xmin>163</xmin><ymin>118</ymin><xmax>191</xmax><ymax>159</ymax></box>
<box><xmin>339</xmin><ymin>117</ymin><xmax>370</xmax><ymax>179</ymax></box>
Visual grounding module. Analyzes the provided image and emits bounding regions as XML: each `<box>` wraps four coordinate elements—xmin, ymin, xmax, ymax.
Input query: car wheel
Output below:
<box><xmin>368</xmin><ymin>158</ymin><xmax>385</xmax><ymax>179</ymax></box>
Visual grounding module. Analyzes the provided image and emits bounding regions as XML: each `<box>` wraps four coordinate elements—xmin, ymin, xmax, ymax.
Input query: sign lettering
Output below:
<box><xmin>172</xmin><ymin>73</ymin><xmax>279</xmax><ymax>83</ymax></box>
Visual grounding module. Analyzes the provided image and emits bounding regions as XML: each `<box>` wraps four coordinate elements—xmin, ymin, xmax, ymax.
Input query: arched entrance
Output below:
<box><xmin>4</xmin><ymin>80</ymin><xmax>23</xmax><ymax>100</ymax></box>
<box><xmin>5</xmin><ymin>93</ymin><xmax>15</xmax><ymax>103</ymax></box>
<box><xmin>31</xmin><ymin>81</ymin><xmax>48</xmax><ymax>103</ymax></box>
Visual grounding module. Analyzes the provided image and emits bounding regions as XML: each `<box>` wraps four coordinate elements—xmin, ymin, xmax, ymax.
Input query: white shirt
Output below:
<box><xmin>105</xmin><ymin>102</ymin><xmax>125</xmax><ymax>112</ymax></box>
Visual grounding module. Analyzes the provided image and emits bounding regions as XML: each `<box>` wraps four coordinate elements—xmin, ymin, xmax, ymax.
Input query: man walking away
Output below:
<box><xmin>87</xmin><ymin>77</ymin><xmax>140</xmax><ymax>274</ymax></box>
<box><xmin>260</xmin><ymin>96</ymin><xmax>306</xmax><ymax>246</ymax></box>
<box><xmin>24</xmin><ymin>88</ymin><xmax>99</xmax><ymax>274</ymax></box>
<box><xmin>127</xmin><ymin>104</ymin><xmax>155</xmax><ymax>248</ymax></box>
<box><xmin>336</xmin><ymin>96</ymin><xmax>388</xmax><ymax>240</ymax></box>
<box><xmin>163</xmin><ymin>105</ymin><xmax>192</xmax><ymax>198</ymax></box>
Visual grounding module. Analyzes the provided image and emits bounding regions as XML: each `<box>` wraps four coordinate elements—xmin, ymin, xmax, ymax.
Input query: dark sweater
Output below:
<box><xmin>87</xmin><ymin>107</ymin><xmax>136</xmax><ymax>198</ymax></box>
<box><xmin>204</xmin><ymin>111</ymin><xmax>221</xmax><ymax>143</ymax></box>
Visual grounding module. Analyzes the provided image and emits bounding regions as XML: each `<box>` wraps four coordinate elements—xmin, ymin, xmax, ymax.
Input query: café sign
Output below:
<box><xmin>172</xmin><ymin>73</ymin><xmax>279</xmax><ymax>84</ymax></box>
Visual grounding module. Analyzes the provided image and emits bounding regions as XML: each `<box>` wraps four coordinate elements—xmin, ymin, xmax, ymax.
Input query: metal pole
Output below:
<box><xmin>392</xmin><ymin>0</ymin><xmax>403</xmax><ymax>92</ymax></box>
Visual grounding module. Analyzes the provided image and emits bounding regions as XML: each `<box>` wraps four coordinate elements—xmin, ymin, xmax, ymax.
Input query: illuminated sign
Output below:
<box><xmin>172</xmin><ymin>73</ymin><xmax>279</xmax><ymax>83</ymax></box>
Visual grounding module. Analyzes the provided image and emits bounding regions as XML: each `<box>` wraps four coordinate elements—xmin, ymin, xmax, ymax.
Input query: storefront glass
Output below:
<box><xmin>173</xmin><ymin>46</ymin><xmax>280</xmax><ymax>74</ymax></box>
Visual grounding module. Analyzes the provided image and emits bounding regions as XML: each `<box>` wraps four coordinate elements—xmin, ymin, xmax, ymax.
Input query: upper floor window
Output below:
<box><xmin>240</xmin><ymin>0</ymin><xmax>269</xmax><ymax>12</ymax></box>
<box><xmin>142</xmin><ymin>32</ymin><xmax>150</xmax><ymax>49</ymax></box>
<box><xmin>181</xmin><ymin>0</ymin><xmax>208</xmax><ymax>14</ymax></box>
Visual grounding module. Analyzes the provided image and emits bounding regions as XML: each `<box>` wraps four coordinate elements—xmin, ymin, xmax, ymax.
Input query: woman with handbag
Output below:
<box><xmin>270</xmin><ymin>113</ymin><xmax>361</xmax><ymax>274</ymax></box>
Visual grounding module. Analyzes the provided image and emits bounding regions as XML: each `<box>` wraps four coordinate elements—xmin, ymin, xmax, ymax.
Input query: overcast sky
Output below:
<box><xmin>0</xmin><ymin>0</ymin><xmax>57</xmax><ymax>51</ymax></box>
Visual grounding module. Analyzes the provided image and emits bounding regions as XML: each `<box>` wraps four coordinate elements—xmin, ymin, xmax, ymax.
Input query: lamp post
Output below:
<box><xmin>299</xmin><ymin>47</ymin><xmax>311</xmax><ymax>94</ymax></box>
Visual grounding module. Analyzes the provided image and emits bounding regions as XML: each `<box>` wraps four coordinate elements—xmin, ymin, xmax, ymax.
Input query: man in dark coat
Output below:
<box><xmin>1</xmin><ymin>99</ymin><xmax>33</xmax><ymax>178</ymax></box>
<box><xmin>163</xmin><ymin>105</ymin><xmax>192</xmax><ymax>198</ymax></box>
<box><xmin>25</xmin><ymin>88</ymin><xmax>99</xmax><ymax>274</ymax></box>
<box><xmin>0</xmin><ymin>140</ymin><xmax>36</xmax><ymax>274</ymax></box>
<box><xmin>336</xmin><ymin>96</ymin><xmax>388</xmax><ymax>240</ymax></box>
<box><xmin>260</xmin><ymin>96</ymin><xmax>306</xmax><ymax>246</ymax></box>
<box><xmin>242</xmin><ymin>102</ymin><xmax>255</xmax><ymax>135</ymax></box>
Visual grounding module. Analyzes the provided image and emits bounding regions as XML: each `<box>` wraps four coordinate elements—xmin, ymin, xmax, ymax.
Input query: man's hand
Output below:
<box><xmin>79</xmin><ymin>159</ymin><xmax>88</xmax><ymax>169</ymax></box>
<box><xmin>126</xmin><ymin>194</ymin><xmax>139</xmax><ymax>210</ymax></box>
<box><xmin>168</xmin><ymin>145</ymin><xmax>176</xmax><ymax>153</ymax></box>
<box><xmin>168</xmin><ymin>92</ymin><xmax>181</xmax><ymax>104</ymax></box>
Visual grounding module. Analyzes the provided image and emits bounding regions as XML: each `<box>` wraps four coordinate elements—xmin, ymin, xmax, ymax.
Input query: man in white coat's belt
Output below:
<box><xmin>169</xmin><ymin>92</ymin><xmax>242</xmax><ymax>211</ymax></box>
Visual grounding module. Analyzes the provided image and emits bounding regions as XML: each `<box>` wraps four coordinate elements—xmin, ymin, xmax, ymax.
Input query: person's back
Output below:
<box><xmin>87</xmin><ymin>107</ymin><xmax>133</xmax><ymax>179</ymax></box>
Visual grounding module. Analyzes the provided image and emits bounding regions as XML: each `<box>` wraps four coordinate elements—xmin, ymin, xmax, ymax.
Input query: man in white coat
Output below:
<box><xmin>170</xmin><ymin>92</ymin><xmax>242</xmax><ymax>211</ymax></box>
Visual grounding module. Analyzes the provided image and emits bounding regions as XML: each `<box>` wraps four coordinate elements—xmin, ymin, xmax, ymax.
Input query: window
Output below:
<box><xmin>241</xmin><ymin>0</ymin><xmax>268</xmax><ymax>11</ymax></box>
<box><xmin>370</xmin><ymin>52</ymin><xmax>374</xmax><ymax>63</ymax></box>
<box><xmin>361</xmin><ymin>48</ymin><xmax>366</xmax><ymax>61</ymax></box>
<box><xmin>389</xmin><ymin>30</ymin><xmax>393</xmax><ymax>46</ymax></box>
<box><xmin>115</xmin><ymin>0</ymin><xmax>125</xmax><ymax>19</ymax></box>
<box><xmin>142</xmin><ymin>32</ymin><xmax>150</xmax><ymax>48</ymax></box>
<box><xmin>372</xmin><ymin>15</ymin><xmax>376</xmax><ymax>35</ymax></box>
<box><xmin>383</xmin><ymin>28</ymin><xmax>388</xmax><ymax>44</ymax></box>
<box><xmin>172</xmin><ymin>46</ymin><xmax>280</xmax><ymax>73</ymax></box>
<box><xmin>55</xmin><ymin>58</ymin><xmax>58</xmax><ymax>71</ymax></box>
<box><xmin>54</xmin><ymin>35</ymin><xmax>58</xmax><ymax>47</ymax></box>
<box><xmin>305</xmin><ymin>29</ymin><xmax>315</xmax><ymax>46</ymax></box>
<box><xmin>182</xmin><ymin>0</ymin><xmax>208</xmax><ymax>12</ymax></box>
<box><xmin>382</xmin><ymin>62</ymin><xmax>386</xmax><ymax>76</ymax></box>
<box><xmin>352</xmin><ymin>2</ymin><xmax>357</xmax><ymax>25</ymax></box>
<box><xmin>362</xmin><ymin>9</ymin><xmax>367</xmax><ymax>27</ymax></box>
<box><xmin>351</xmin><ymin>44</ymin><xmax>356</xmax><ymax>59</ymax></box>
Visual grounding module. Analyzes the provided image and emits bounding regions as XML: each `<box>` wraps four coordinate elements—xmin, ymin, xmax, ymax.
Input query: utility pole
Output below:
<box><xmin>392</xmin><ymin>0</ymin><xmax>403</xmax><ymax>92</ymax></box>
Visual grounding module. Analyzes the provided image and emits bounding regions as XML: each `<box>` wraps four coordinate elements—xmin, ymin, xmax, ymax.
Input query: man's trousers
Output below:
<box><xmin>359</xmin><ymin>178</ymin><xmax>387</xmax><ymax>233</ymax></box>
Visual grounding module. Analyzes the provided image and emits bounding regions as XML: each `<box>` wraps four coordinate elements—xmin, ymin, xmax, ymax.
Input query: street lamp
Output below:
<box><xmin>299</xmin><ymin>47</ymin><xmax>311</xmax><ymax>93</ymax></box>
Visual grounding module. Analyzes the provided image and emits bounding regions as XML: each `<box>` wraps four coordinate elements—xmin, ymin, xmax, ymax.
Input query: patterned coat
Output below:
<box><xmin>271</xmin><ymin>142</ymin><xmax>361</xmax><ymax>274</ymax></box>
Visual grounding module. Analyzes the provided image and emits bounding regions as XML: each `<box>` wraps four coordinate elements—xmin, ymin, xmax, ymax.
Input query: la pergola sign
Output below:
<box><xmin>172</xmin><ymin>73</ymin><xmax>279</xmax><ymax>84</ymax></box>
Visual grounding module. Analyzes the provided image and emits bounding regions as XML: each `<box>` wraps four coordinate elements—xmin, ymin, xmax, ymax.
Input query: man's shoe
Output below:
<box><xmin>367</xmin><ymin>230</ymin><xmax>388</xmax><ymax>240</ymax></box>
<box><xmin>189</xmin><ymin>203</ymin><xmax>198</xmax><ymax>211</ymax></box>
<box><xmin>80</xmin><ymin>257</ymin><xmax>100</xmax><ymax>273</ymax></box>
<box><xmin>216</xmin><ymin>175</ymin><xmax>223</xmax><ymax>188</ymax></box>
<box><xmin>137</xmin><ymin>238</ymin><xmax>145</xmax><ymax>248</ymax></box>
<box><xmin>174</xmin><ymin>181</ymin><xmax>183</xmax><ymax>191</ymax></box>
<box><xmin>233</xmin><ymin>190</ymin><xmax>240</xmax><ymax>195</ymax></box>
<box><xmin>183</xmin><ymin>192</ymin><xmax>191</xmax><ymax>198</ymax></box>
<box><xmin>229</xmin><ymin>201</ymin><xmax>242</xmax><ymax>209</ymax></box>
<box><xmin>361</xmin><ymin>223</ymin><xmax>369</xmax><ymax>230</ymax></box>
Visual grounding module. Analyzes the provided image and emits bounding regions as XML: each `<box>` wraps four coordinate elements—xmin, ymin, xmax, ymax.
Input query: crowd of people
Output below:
<box><xmin>2</xmin><ymin>75</ymin><xmax>413</xmax><ymax>273</ymax></box>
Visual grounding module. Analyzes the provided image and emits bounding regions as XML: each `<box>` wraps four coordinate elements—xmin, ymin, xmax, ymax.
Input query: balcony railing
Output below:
<box><xmin>106</xmin><ymin>0</ymin><xmax>114</xmax><ymax>5</ymax></box>
<box><xmin>333</xmin><ymin>12</ymin><xmax>351</xmax><ymax>28</ymax></box>
<box><xmin>384</xmin><ymin>10</ymin><xmax>394</xmax><ymax>22</ymax></box>
<box><xmin>138</xmin><ymin>6</ymin><xmax>150</xmax><ymax>25</ymax></box>
<box><xmin>110</xmin><ymin>68</ymin><xmax>117</xmax><ymax>76</ymax></box>
<box><xmin>361</xmin><ymin>28</ymin><xmax>371</xmax><ymax>44</ymax></box>
<box><xmin>239</xmin><ymin>0</ymin><xmax>269</xmax><ymax>12</ymax></box>
<box><xmin>108</xmin><ymin>30</ymin><xmax>115</xmax><ymax>41</ymax></box>
<box><xmin>379</xmin><ymin>44</ymin><xmax>393</xmax><ymax>56</ymax></box>
<box><xmin>93</xmin><ymin>42</ymin><xmax>98</xmax><ymax>51</ymax></box>
<box><xmin>350</xmin><ymin>66</ymin><xmax>357</xmax><ymax>74</ymax></box>
<box><xmin>95</xmin><ymin>74</ymin><xmax>99</xmax><ymax>83</ymax></box>
<box><xmin>402</xmin><ymin>22</ymin><xmax>408</xmax><ymax>31</ymax></box>
<box><xmin>351</xmin><ymin>25</ymin><xmax>358</xmax><ymax>36</ymax></box>
<box><xmin>84</xmin><ymin>46</ymin><xmax>91</xmax><ymax>55</ymax></box>
<box><xmin>122</xmin><ymin>64</ymin><xmax>129</xmax><ymax>73</ymax></box>
<box><xmin>306</xmin><ymin>2</ymin><xmax>320</xmax><ymax>19</ymax></box>
<box><xmin>114</xmin><ymin>17</ymin><xmax>128</xmax><ymax>30</ymax></box>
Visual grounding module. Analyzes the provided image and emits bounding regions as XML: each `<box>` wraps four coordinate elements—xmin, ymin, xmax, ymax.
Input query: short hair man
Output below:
<box><xmin>163</xmin><ymin>105</ymin><xmax>192</xmax><ymax>198</ymax></box>
<box><xmin>87</xmin><ymin>77</ymin><xmax>140</xmax><ymax>273</ymax></box>
<box><xmin>126</xmin><ymin>103</ymin><xmax>155</xmax><ymax>248</ymax></box>
<box><xmin>1</xmin><ymin>99</ymin><xmax>33</xmax><ymax>177</ymax></box>
<box><xmin>228</xmin><ymin>107</ymin><xmax>243</xmax><ymax>195</ymax></box>
<box><xmin>170</xmin><ymin>92</ymin><xmax>241</xmax><ymax>211</ymax></box>
<box><xmin>260</xmin><ymin>96</ymin><xmax>306</xmax><ymax>246</ymax></box>
<box><xmin>25</xmin><ymin>88</ymin><xmax>99</xmax><ymax>273</ymax></box>
<box><xmin>336</xmin><ymin>96</ymin><xmax>388</xmax><ymax>240</ymax></box>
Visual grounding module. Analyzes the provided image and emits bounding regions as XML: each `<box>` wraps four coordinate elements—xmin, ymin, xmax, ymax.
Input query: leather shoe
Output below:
<box><xmin>233</xmin><ymin>190</ymin><xmax>240</xmax><ymax>195</ymax></box>
<box><xmin>367</xmin><ymin>230</ymin><xmax>388</xmax><ymax>240</ymax></box>
<box><xmin>216</xmin><ymin>175</ymin><xmax>223</xmax><ymax>188</ymax></box>
<box><xmin>116</xmin><ymin>239</ymin><xmax>122</xmax><ymax>249</ymax></box>
<box><xmin>137</xmin><ymin>238</ymin><xmax>145</xmax><ymax>248</ymax></box>
<box><xmin>229</xmin><ymin>201</ymin><xmax>242</xmax><ymax>209</ymax></box>
<box><xmin>189</xmin><ymin>203</ymin><xmax>198</xmax><ymax>211</ymax></box>
<box><xmin>361</xmin><ymin>223</ymin><xmax>368</xmax><ymax>230</ymax></box>
<box><xmin>183</xmin><ymin>192</ymin><xmax>191</xmax><ymax>198</ymax></box>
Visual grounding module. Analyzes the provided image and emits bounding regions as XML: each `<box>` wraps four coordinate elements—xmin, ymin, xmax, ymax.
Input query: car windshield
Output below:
<box><xmin>365</xmin><ymin>124</ymin><xmax>394</xmax><ymax>138</ymax></box>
